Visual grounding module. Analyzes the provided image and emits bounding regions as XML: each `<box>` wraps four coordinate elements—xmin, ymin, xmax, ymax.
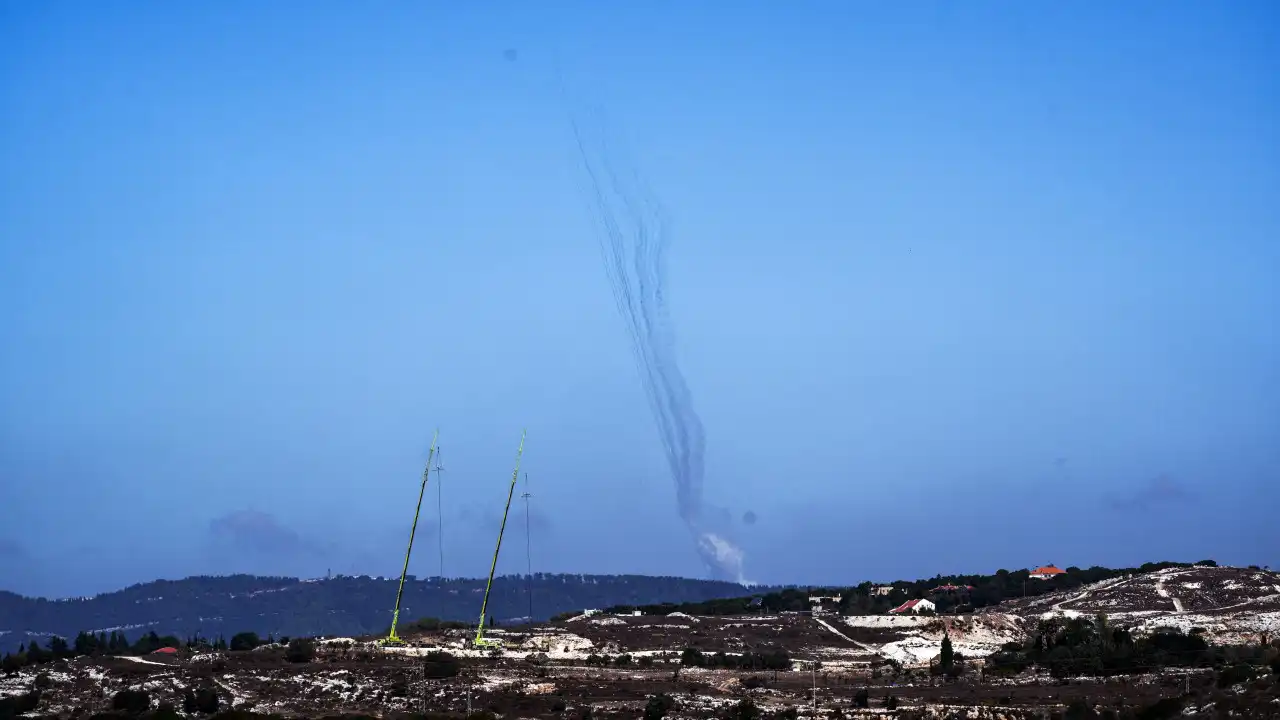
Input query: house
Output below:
<box><xmin>151</xmin><ymin>647</ymin><xmax>179</xmax><ymax>656</ymax></box>
<box><xmin>1029</xmin><ymin>565</ymin><xmax>1066</xmax><ymax>580</ymax></box>
<box><xmin>888</xmin><ymin>598</ymin><xmax>935</xmax><ymax>615</ymax></box>
<box><xmin>929</xmin><ymin>584</ymin><xmax>974</xmax><ymax>594</ymax></box>
<box><xmin>871</xmin><ymin>586</ymin><xmax>895</xmax><ymax>597</ymax></box>
<box><xmin>808</xmin><ymin>595</ymin><xmax>842</xmax><ymax>614</ymax></box>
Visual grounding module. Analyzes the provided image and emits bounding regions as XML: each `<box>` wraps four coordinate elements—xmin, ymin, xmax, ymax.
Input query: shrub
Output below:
<box><xmin>884</xmin><ymin>695</ymin><xmax>898</xmax><ymax>710</ymax></box>
<box><xmin>285</xmin><ymin>638</ymin><xmax>316</xmax><ymax>664</ymax></box>
<box><xmin>112</xmin><ymin>688</ymin><xmax>150</xmax><ymax>713</ymax></box>
<box><xmin>742</xmin><ymin>675</ymin><xmax>766</xmax><ymax>690</ymax></box>
<box><xmin>853</xmin><ymin>688</ymin><xmax>869</xmax><ymax>709</ymax></box>
<box><xmin>184</xmin><ymin>687</ymin><xmax>219</xmax><ymax>714</ymax></box>
<box><xmin>722</xmin><ymin>698</ymin><xmax>759</xmax><ymax>720</ymax></box>
<box><xmin>1217</xmin><ymin>664</ymin><xmax>1254</xmax><ymax>688</ymax></box>
<box><xmin>643</xmin><ymin>693</ymin><xmax>676</xmax><ymax>720</ymax></box>
<box><xmin>423</xmin><ymin>651</ymin><xmax>461</xmax><ymax>679</ymax></box>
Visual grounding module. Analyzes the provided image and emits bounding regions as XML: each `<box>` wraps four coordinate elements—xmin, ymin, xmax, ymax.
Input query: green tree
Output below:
<box><xmin>229</xmin><ymin>632</ymin><xmax>261</xmax><ymax>652</ymax></box>
<box><xmin>47</xmin><ymin>636</ymin><xmax>70</xmax><ymax>658</ymax></box>
<box><xmin>940</xmin><ymin>634</ymin><xmax>954</xmax><ymax>672</ymax></box>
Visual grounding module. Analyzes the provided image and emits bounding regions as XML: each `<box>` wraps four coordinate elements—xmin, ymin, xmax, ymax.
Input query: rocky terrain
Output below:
<box><xmin>2</xmin><ymin>565</ymin><xmax>1277</xmax><ymax>718</ymax></box>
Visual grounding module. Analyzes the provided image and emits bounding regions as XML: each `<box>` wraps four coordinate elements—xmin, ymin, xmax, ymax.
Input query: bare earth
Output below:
<box><xmin>2</xmin><ymin>566</ymin><xmax>1278</xmax><ymax>718</ymax></box>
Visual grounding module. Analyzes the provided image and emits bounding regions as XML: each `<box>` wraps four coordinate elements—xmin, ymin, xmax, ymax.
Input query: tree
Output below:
<box><xmin>229</xmin><ymin>632</ymin><xmax>261</xmax><ymax>652</ymax></box>
<box><xmin>853</xmin><ymin>689</ymin><xmax>869</xmax><ymax>709</ymax></box>
<box><xmin>48</xmin><ymin>636</ymin><xmax>70</xmax><ymax>658</ymax></box>
<box><xmin>940</xmin><ymin>634</ymin><xmax>954</xmax><ymax>672</ymax></box>
<box><xmin>25</xmin><ymin>640</ymin><xmax>44</xmax><ymax>665</ymax></box>
<box><xmin>74</xmin><ymin>632</ymin><xmax>98</xmax><ymax>657</ymax></box>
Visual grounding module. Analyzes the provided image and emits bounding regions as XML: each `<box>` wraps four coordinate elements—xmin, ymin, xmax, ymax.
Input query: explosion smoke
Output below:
<box><xmin>568</xmin><ymin>111</ymin><xmax>747</xmax><ymax>584</ymax></box>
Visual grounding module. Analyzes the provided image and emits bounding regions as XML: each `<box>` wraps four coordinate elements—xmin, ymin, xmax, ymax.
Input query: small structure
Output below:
<box><xmin>889</xmin><ymin>598</ymin><xmax>936</xmax><ymax>615</ymax></box>
<box><xmin>151</xmin><ymin>647</ymin><xmax>179</xmax><ymax>656</ymax></box>
<box><xmin>1029</xmin><ymin>565</ymin><xmax>1066</xmax><ymax>580</ymax></box>
<box><xmin>808</xmin><ymin>595</ymin><xmax>842</xmax><ymax>614</ymax></box>
<box><xmin>871</xmin><ymin>586</ymin><xmax>895</xmax><ymax>597</ymax></box>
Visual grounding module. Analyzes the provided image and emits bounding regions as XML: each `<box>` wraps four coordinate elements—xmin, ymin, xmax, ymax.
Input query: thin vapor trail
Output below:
<box><xmin>564</xmin><ymin>102</ymin><xmax>746</xmax><ymax>583</ymax></box>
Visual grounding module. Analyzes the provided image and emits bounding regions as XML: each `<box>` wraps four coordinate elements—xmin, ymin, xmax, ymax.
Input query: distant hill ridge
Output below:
<box><xmin>0</xmin><ymin>573</ymin><xmax>758</xmax><ymax>653</ymax></box>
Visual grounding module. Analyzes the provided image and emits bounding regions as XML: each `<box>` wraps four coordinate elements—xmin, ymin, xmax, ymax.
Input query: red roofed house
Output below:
<box><xmin>888</xmin><ymin>598</ymin><xmax>936</xmax><ymax>615</ymax></box>
<box><xmin>151</xmin><ymin>647</ymin><xmax>179</xmax><ymax>656</ymax></box>
<box><xmin>1029</xmin><ymin>564</ymin><xmax>1066</xmax><ymax>580</ymax></box>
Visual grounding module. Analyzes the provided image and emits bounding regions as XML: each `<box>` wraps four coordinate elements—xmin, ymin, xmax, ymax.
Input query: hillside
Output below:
<box><xmin>992</xmin><ymin>564</ymin><xmax>1280</xmax><ymax>644</ymax></box>
<box><xmin>3</xmin><ymin>567</ymin><xmax>1278</xmax><ymax>719</ymax></box>
<box><xmin>0</xmin><ymin>573</ymin><xmax>755</xmax><ymax>654</ymax></box>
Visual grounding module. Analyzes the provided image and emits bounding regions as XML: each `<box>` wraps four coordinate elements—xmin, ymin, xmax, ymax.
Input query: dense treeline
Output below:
<box><xmin>0</xmin><ymin>628</ymin><xmax>319</xmax><ymax>675</ymax></box>
<box><xmin>594</xmin><ymin>561</ymin><xmax>1214</xmax><ymax>618</ymax></box>
<box><xmin>0</xmin><ymin>573</ymin><xmax>760</xmax><ymax>654</ymax></box>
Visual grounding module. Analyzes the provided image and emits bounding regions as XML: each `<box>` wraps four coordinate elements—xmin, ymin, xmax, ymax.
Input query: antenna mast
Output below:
<box><xmin>383</xmin><ymin>429</ymin><xmax>439</xmax><ymax>646</ymax></box>
<box><xmin>474</xmin><ymin>429</ymin><xmax>526</xmax><ymax>648</ymax></box>
<box><xmin>522</xmin><ymin>473</ymin><xmax>533</xmax><ymax>622</ymax></box>
<box><xmin>435</xmin><ymin>447</ymin><xmax>446</xmax><ymax>579</ymax></box>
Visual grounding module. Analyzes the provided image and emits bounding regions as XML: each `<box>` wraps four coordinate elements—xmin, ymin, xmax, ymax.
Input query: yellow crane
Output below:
<box><xmin>474</xmin><ymin>429</ymin><xmax>526</xmax><ymax>648</ymax></box>
<box><xmin>381</xmin><ymin>429</ymin><xmax>439</xmax><ymax>646</ymax></box>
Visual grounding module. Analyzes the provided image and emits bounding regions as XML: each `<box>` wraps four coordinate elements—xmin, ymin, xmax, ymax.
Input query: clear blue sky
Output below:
<box><xmin>2</xmin><ymin>1</ymin><xmax>1276</xmax><ymax>598</ymax></box>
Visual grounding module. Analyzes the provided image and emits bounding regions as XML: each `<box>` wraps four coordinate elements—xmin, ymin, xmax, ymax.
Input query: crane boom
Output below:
<box><xmin>382</xmin><ymin>429</ymin><xmax>439</xmax><ymax>646</ymax></box>
<box><xmin>474</xmin><ymin>429</ymin><xmax>526</xmax><ymax>647</ymax></box>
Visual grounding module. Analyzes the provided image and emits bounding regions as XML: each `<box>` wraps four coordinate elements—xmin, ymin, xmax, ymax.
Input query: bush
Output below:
<box><xmin>722</xmin><ymin>698</ymin><xmax>759</xmax><ymax>720</ymax></box>
<box><xmin>151</xmin><ymin>702</ymin><xmax>181</xmax><ymax>720</ymax></box>
<box><xmin>112</xmin><ymin>689</ymin><xmax>150</xmax><ymax>713</ymax></box>
<box><xmin>1064</xmin><ymin>699</ymin><xmax>1097</xmax><ymax>720</ymax></box>
<box><xmin>284</xmin><ymin>638</ymin><xmax>315</xmax><ymax>663</ymax></box>
<box><xmin>0</xmin><ymin>691</ymin><xmax>40</xmax><ymax>719</ymax></box>
<box><xmin>33</xmin><ymin>672</ymin><xmax>52</xmax><ymax>689</ymax></box>
<box><xmin>1217</xmin><ymin>664</ymin><xmax>1254</xmax><ymax>688</ymax></box>
<box><xmin>853</xmin><ymin>688</ymin><xmax>869</xmax><ymax>708</ymax></box>
<box><xmin>742</xmin><ymin>676</ymin><xmax>766</xmax><ymax>690</ymax></box>
<box><xmin>884</xmin><ymin>695</ymin><xmax>898</xmax><ymax>710</ymax></box>
<box><xmin>423</xmin><ymin>651</ymin><xmax>461</xmax><ymax>679</ymax></box>
<box><xmin>183</xmin><ymin>687</ymin><xmax>219</xmax><ymax>714</ymax></box>
<box><xmin>643</xmin><ymin>693</ymin><xmax>676</xmax><ymax>720</ymax></box>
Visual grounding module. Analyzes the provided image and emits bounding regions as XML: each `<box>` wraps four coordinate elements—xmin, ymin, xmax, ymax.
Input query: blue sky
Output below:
<box><xmin>1</xmin><ymin>1</ymin><xmax>1277</xmax><ymax>598</ymax></box>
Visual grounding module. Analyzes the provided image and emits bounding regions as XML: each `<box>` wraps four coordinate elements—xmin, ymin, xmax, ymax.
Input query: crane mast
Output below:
<box><xmin>382</xmin><ymin>429</ymin><xmax>439</xmax><ymax>646</ymax></box>
<box><xmin>474</xmin><ymin>429</ymin><xmax>526</xmax><ymax>648</ymax></box>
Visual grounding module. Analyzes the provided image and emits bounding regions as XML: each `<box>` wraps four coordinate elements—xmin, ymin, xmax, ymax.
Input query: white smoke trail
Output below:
<box><xmin>567</xmin><ymin>107</ymin><xmax>747</xmax><ymax>584</ymax></box>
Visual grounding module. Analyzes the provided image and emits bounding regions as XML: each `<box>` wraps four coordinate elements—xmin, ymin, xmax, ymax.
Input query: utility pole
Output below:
<box><xmin>522</xmin><ymin>472</ymin><xmax>533</xmax><ymax>622</ymax></box>
<box><xmin>435</xmin><ymin>447</ymin><xmax>446</xmax><ymax>579</ymax></box>
<box><xmin>811</xmin><ymin>661</ymin><xmax>818</xmax><ymax>714</ymax></box>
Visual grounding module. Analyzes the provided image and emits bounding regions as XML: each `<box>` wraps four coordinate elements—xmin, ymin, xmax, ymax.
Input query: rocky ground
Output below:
<box><xmin>2</xmin><ymin>566</ymin><xmax>1278</xmax><ymax>718</ymax></box>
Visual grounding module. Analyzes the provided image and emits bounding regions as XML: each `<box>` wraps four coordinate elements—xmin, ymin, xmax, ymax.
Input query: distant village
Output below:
<box><xmin>807</xmin><ymin>564</ymin><xmax>1067</xmax><ymax>616</ymax></box>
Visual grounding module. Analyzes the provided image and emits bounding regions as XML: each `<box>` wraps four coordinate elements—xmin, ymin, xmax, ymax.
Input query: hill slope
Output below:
<box><xmin>0</xmin><ymin>573</ymin><xmax>754</xmax><ymax>653</ymax></box>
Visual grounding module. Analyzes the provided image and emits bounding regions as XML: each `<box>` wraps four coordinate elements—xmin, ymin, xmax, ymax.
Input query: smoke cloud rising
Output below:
<box><xmin>568</xmin><ymin>110</ymin><xmax>747</xmax><ymax>584</ymax></box>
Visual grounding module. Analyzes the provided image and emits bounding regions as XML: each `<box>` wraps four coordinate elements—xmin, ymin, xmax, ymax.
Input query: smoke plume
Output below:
<box><xmin>568</xmin><ymin>111</ymin><xmax>747</xmax><ymax>584</ymax></box>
